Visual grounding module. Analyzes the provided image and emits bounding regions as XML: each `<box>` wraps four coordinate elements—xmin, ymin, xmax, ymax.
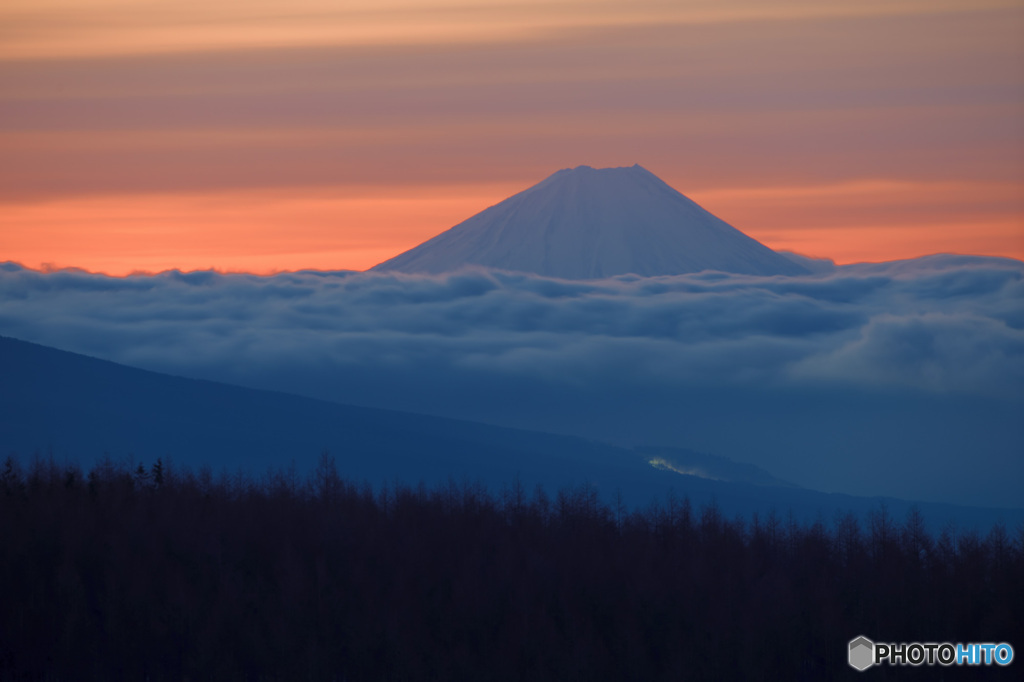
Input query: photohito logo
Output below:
<box><xmin>848</xmin><ymin>636</ymin><xmax>1014</xmax><ymax>670</ymax></box>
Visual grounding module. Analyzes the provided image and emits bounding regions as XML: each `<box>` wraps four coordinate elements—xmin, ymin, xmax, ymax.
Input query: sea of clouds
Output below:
<box><xmin>2</xmin><ymin>255</ymin><xmax>1022</xmax><ymax>507</ymax></box>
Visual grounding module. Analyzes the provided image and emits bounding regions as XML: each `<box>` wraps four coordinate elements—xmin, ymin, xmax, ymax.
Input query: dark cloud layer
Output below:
<box><xmin>2</xmin><ymin>255</ymin><xmax>1022</xmax><ymax>507</ymax></box>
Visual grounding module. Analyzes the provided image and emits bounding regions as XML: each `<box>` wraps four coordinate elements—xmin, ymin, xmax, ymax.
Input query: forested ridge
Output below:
<box><xmin>1</xmin><ymin>453</ymin><xmax>1021</xmax><ymax>681</ymax></box>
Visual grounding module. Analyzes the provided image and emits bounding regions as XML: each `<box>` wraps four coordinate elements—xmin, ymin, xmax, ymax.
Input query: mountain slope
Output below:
<box><xmin>373</xmin><ymin>165</ymin><xmax>808</xmax><ymax>278</ymax></box>
<box><xmin>2</xmin><ymin>335</ymin><xmax>1017</xmax><ymax>527</ymax></box>
<box><xmin>0</xmin><ymin>335</ymin><xmax>670</xmax><ymax>504</ymax></box>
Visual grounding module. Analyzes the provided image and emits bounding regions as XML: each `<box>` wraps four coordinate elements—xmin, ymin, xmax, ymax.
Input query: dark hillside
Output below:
<box><xmin>3</xmin><ymin>335</ymin><xmax>1019</xmax><ymax>529</ymax></box>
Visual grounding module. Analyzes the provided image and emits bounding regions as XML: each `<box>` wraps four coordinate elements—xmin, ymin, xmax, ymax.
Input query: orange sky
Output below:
<box><xmin>1</xmin><ymin>0</ymin><xmax>1022</xmax><ymax>274</ymax></box>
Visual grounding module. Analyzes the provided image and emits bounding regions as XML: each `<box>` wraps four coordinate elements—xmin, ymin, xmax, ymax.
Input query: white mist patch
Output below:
<box><xmin>648</xmin><ymin>458</ymin><xmax>723</xmax><ymax>482</ymax></box>
<box><xmin>641</xmin><ymin>447</ymin><xmax>799</xmax><ymax>488</ymax></box>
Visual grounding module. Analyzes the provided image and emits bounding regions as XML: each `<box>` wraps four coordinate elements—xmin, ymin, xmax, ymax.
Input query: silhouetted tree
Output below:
<box><xmin>0</xmin><ymin>453</ymin><xmax>1020</xmax><ymax>681</ymax></box>
<box><xmin>151</xmin><ymin>458</ymin><xmax>164</xmax><ymax>489</ymax></box>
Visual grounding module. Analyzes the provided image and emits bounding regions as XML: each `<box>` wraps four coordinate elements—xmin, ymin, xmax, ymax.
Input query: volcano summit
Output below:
<box><xmin>373</xmin><ymin>165</ymin><xmax>808</xmax><ymax>278</ymax></box>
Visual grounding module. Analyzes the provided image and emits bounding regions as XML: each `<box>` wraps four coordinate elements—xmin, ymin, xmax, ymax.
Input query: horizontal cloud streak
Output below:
<box><xmin>2</xmin><ymin>0</ymin><xmax>1001</xmax><ymax>59</ymax></box>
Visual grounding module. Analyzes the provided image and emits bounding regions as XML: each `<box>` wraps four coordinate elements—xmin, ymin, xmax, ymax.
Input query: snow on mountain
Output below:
<box><xmin>373</xmin><ymin>165</ymin><xmax>808</xmax><ymax>278</ymax></box>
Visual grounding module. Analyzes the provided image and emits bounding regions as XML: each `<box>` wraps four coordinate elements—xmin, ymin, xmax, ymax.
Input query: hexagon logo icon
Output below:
<box><xmin>849</xmin><ymin>636</ymin><xmax>874</xmax><ymax>671</ymax></box>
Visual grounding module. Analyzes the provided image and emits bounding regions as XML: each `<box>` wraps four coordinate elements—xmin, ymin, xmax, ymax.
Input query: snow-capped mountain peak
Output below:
<box><xmin>372</xmin><ymin>165</ymin><xmax>808</xmax><ymax>278</ymax></box>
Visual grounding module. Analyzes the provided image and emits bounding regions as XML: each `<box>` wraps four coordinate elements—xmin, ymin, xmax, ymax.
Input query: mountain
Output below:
<box><xmin>0</xmin><ymin>335</ymin><xmax>670</xmax><ymax>506</ymax></box>
<box><xmin>2</xmin><ymin>335</ymin><xmax>1018</xmax><ymax>528</ymax></box>
<box><xmin>373</xmin><ymin>165</ymin><xmax>808</xmax><ymax>278</ymax></box>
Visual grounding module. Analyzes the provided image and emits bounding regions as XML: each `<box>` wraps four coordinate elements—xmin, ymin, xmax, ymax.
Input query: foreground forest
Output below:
<box><xmin>1</xmin><ymin>453</ymin><xmax>1021</xmax><ymax>681</ymax></box>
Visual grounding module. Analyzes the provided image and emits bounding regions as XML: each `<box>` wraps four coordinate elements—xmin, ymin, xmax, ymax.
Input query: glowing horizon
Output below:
<box><xmin>1</xmin><ymin>0</ymin><xmax>1021</xmax><ymax>274</ymax></box>
<box><xmin>3</xmin><ymin>174</ymin><xmax>1021</xmax><ymax>277</ymax></box>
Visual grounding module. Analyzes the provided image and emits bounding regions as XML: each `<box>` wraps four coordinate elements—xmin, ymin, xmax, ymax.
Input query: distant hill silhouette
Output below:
<box><xmin>1</xmin><ymin>335</ymin><xmax>1018</xmax><ymax>528</ymax></box>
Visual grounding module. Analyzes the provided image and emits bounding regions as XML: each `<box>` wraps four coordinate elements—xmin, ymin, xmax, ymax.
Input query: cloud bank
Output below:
<box><xmin>1</xmin><ymin>255</ymin><xmax>1022</xmax><ymax>507</ymax></box>
<box><xmin>3</xmin><ymin>255</ymin><xmax>1021</xmax><ymax>395</ymax></box>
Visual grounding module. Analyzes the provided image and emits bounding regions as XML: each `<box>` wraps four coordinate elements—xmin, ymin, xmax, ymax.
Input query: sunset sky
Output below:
<box><xmin>1</xmin><ymin>0</ymin><xmax>1022</xmax><ymax>275</ymax></box>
